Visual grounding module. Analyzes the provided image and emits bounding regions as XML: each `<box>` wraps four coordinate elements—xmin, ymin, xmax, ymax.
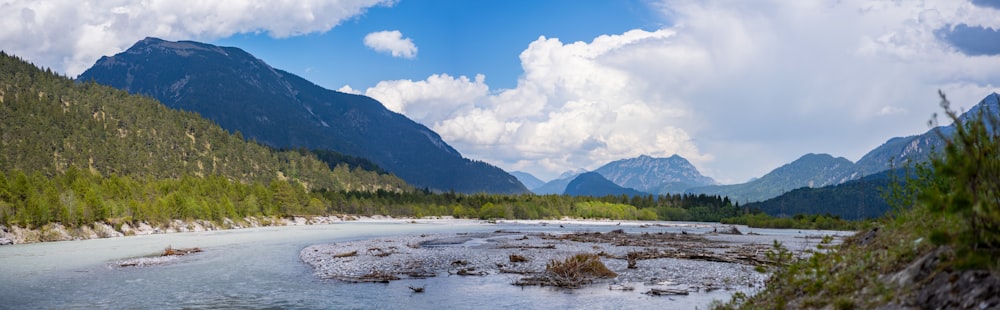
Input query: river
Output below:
<box><xmin>0</xmin><ymin>220</ymin><xmax>850</xmax><ymax>309</ymax></box>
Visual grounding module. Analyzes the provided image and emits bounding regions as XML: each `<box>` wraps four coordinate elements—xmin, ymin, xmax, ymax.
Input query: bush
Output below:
<box><xmin>517</xmin><ymin>253</ymin><xmax>617</xmax><ymax>288</ymax></box>
<box><xmin>921</xmin><ymin>91</ymin><xmax>1000</xmax><ymax>262</ymax></box>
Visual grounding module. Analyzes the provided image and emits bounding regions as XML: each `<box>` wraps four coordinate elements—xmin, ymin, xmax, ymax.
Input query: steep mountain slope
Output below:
<box><xmin>563</xmin><ymin>172</ymin><xmax>648</xmax><ymax>197</ymax></box>
<box><xmin>689</xmin><ymin>153</ymin><xmax>855</xmax><ymax>203</ymax></box>
<box><xmin>0</xmin><ymin>51</ymin><xmax>407</xmax><ymax>192</ymax></box>
<box><xmin>510</xmin><ymin>171</ymin><xmax>545</xmax><ymax>191</ymax></box>
<box><xmin>78</xmin><ymin>38</ymin><xmax>527</xmax><ymax>194</ymax></box>
<box><xmin>594</xmin><ymin>155</ymin><xmax>715</xmax><ymax>194</ymax></box>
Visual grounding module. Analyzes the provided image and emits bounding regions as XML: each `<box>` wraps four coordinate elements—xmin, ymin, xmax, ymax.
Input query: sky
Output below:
<box><xmin>3</xmin><ymin>0</ymin><xmax>1000</xmax><ymax>184</ymax></box>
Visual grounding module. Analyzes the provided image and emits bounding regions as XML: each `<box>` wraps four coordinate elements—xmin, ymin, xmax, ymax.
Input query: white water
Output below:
<box><xmin>0</xmin><ymin>220</ymin><xmax>850</xmax><ymax>309</ymax></box>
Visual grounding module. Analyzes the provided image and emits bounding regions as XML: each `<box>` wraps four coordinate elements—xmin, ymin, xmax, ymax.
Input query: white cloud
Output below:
<box><xmin>337</xmin><ymin>85</ymin><xmax>362</xmax><ymax>95</ymax></box>
<box><xmin>364</xmin><ymin>0</ymin><xmax>1000</xmax><ymax>182</ymax></box>
<box><xmin>364</xmin><ymin>29</ymin><xmax>710</xmax><ymax>181</ymax></box>
<box><xmin>363</xmin><ymin>30</ymin><xmax>417</xmax><ymax>58</ymax></box>
<box><xmin>0</xmin><ymin>0</ymin><xmax>393</xmax><ymax>76</ymax></box>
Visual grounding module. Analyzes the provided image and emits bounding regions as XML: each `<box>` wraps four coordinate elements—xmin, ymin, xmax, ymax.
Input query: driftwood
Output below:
<box><xmin>162</xmin><ymin>246</ymin><xmax>202</xmax><ymax>256</ymax></box>
<box><xmin>367</xmin><ymin>247</ymin><xmax>393</xmax><ymax>257</ymax></box>
<box><xmin>408</xmin><ymin>285</ymin><xmax>425</xmax><ymax>293</ymax></box>
<box><xmin>450</xmin><ymin>267</ymin><xmax>487</xmax><ymax>276</ymax></box>
<box><xmin>497</xmin><ymin>244</ymin><xmax>556</xmax><ymax>249</ymax></box>
<box><xmin>515</xmin><ymin>253</ymin><xmax>617</xmax><ymax>288</ymax></box>
<box><xmin>645</xmin><ymin>288</ymin><xmax>689</xmax><ymax>296</ymax></box>
<box><xmin>333</xmin><ymin>250</ymin><xmax>358</xmax><ymax>258</ymax></box>
<box><xmin>509</xmin><ymin>254</ymin><xmax>529</xmax><ymax>262</ymax></box>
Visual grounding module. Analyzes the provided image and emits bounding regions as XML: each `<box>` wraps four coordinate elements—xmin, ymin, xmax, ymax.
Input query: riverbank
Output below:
<box><xmin>0</xmin><ymin>216</ymin><xmax>743</xmax><ymax>245</ymax></box>
<box><xmin>0</xmin><ymin>215</ymin><xmax>361</xmax><ymax>244</ymax></box>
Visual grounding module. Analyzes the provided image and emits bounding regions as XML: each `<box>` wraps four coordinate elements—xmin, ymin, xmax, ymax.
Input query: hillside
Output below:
<box><xmin>78</xmin><ymin>37</ymin><xmax>527</xmax><ymax>194</ymax></box>
<box><xmin>594</xmin><ymin>155</ymin><xmax>715</xmax><ymax>194</ymax></box>
<box><xmin>563</xmin><ymin>172</ymin><xmax>648</xmax><ymax>197</ymax></box>
<box><xmin>689</xmin><ymin>153</ymin><xmax>855</xmax><ymax>203</ymax></box>
<box><xmin>742</xmin><ymin>169</ymin><xmax>895</xmax><ymax>220</ymax></box>
<box><xmin>0</xmin><ymin>52</ymin><xmax>409</xmax><ymax>227</ymax></box>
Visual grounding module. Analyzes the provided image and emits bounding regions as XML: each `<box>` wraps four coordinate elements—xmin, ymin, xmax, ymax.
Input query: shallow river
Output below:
<box><xmin>0</xmin><ymin>220</ymin><xmax>848</xmax><ymax>309</ymax></box>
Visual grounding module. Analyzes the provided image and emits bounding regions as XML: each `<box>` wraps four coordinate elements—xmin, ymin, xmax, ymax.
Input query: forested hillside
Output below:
<box><xmin>0</xmin><ymin>52</ymin><xmax>409</xmax><ymax>227</ymax></box>
<box><xmin>741</xmin><ymin>170</ymin><xmax>895</xmax><ymax>220</ymax></box>
<box><xmin>78</xmin><ymin>38</ymin><xmax>528</xmax><ymax>194</ymax></box>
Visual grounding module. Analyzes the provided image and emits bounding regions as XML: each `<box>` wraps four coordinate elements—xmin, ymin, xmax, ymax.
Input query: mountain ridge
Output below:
<box><xmin>79</xmin><ymin>37</ymin><xmax>527</xmax><ymax>194</ymax></box>
<box><xmin>594</xmin><ymin>154</ymin><xmax>716</xmax><ymax>194</ymax></box>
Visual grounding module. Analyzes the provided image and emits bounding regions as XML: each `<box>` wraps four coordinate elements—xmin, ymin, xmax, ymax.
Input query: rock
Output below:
<box><xmin>0</xmin><ymin>237</ymin><xmax>12</xmax><ymax>245</ymax></box>
<box><xmin>886</xmin><ymin>246</ymin><xmax>1000</xmax><ymax>309</ymax></box>
<box><xmin>718</xmin><ymin>226</ymin><xmax>742</xmax><ymax>235</ymax></box>
<box><xmin>884</xmin><ymin>247</ymin><xmax>947</xmax><ymax>288</ymax></box>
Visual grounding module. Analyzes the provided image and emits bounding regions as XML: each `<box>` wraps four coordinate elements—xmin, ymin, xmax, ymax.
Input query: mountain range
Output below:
<box><xmin>688</xmin><ymin>153</ymin><xmax>856</xmax><ymax>203</ymax></box>
<box><xmin>78</xmin><ymin>38</ymin><xmax>527</xmax><ymax>194</ymax></box>
<box><xmin>520</xmin><ymin>155</ymin><xmax>715</xmax><ymax>196</ymax></box>
<box><xmin>517</xmin><ymin>92</ymin><xmax>998</xmax><ymax>208</ymax></box>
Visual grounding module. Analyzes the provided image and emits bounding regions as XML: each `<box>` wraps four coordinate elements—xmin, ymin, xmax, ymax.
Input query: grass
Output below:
<box><xmin>713</xmin><ymin>194</ymin><xmax>961</xmax><ymax>309</ymax></box>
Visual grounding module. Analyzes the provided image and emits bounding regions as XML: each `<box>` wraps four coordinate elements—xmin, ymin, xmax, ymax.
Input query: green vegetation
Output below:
<box><xmin>741</xmin><ymin>170</ymin><xmax>894</xmax><ymax>220</ymax></box>
<box><xmin>717</xmin><ymin>91</ymin><xmax>1000</xmax><ymax>309</ymax></box>
<box><xmin>318</xmin><ymin>189</ymin><xmax>739</xmax><ymax>222</ymax></box>
<box><xmin>0</xmin><ymin>52</ymin><xmax>409</xmax><ymax>228</ymax></box>
<box><xmin>720</xmin><ymin>213</ymin><xmax>866</xmax><ymax>231</ymax></box>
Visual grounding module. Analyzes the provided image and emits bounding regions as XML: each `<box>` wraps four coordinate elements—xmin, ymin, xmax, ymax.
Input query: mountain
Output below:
<box><xmin>594</xmin><ymin>155</ymin><xmax>716</xmax><ymax>194</ymax></box>
<box><xmin>510</xmin><ymin>171</ymin><xmax>545</xmax><ymax>190</ymax></box>
<box><xmin>78</xmin><ymin>37</ymin><xmax>527</xmax><ymax>194</ymax></box>
<box><xmin>720</xmin><ymin>93</ymin><xmax>999</xmax><ymax>211</ymax></box>
<box><xmin>854</xmin><ymin>92</ymin><xmax>999</xmax><ymax>175</ymax></box>
<box><xmin>689</xmin><ymin>153</ymin><xmax>855</xmax><ymax>203</ymax></box>
<box><xmin>743</xmin><ymin>169</ymin><xmax>896</xmax><ymax>220</ymax></box>
<box><xmin>563</xmin><ymin>172</ymin><xmax>648</xmax><ymax>197</ymax></box>
<box><xmin>532</xmin><ymin>169</ymin><xmax>586</xmax><ymax>195</ymax></box>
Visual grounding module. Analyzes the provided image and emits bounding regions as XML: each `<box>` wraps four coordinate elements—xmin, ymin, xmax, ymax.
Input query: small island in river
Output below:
<box><xmin>301</xmin><ymin>223</ymin><xmax>839</xmax><ymax>296</ymax></box>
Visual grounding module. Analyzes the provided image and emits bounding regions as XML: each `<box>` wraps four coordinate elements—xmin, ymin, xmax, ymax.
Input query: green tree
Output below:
<box><xmin>921</xmin><ymin>91</ymin><xmax>1000</xmax><ymax>253</ymax></box>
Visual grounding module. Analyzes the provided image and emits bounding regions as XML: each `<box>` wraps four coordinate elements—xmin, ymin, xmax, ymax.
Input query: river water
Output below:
<box><xmin>0</xmin><ymin>220</ymin><xmax>849</xmax><ymax>309</ymax></box>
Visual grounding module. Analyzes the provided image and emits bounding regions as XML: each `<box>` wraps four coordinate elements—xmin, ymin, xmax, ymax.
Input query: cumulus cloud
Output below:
<box><xmin>363</xmin><ymin>30</ymin><xmax>418</xmax><ymax>58</ymax></box>
<box><xmin>363</xmin><ymin>0</ymin><xmax>1000</xmax><ymax>182</ymax></box>
<box><xmin>363</xmin><ymin>29</ymin><xmax>710</xmax><ymax>181</ymax></box>
<box><xmin>0</xmin><ymin>0</ymin><xmax>392</xmax><ymax>76</ymax></box>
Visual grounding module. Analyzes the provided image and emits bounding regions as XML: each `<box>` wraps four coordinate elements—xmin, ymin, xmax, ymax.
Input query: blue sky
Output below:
<box><xmin>3</xmin><ymin>0</ymin><xmax>1000</xmax><ymax>184</ymax></box>
<box><xmin>214</xmin><ymin>0</ymin><xmax>664</xmax><ymax>91</ymax></box>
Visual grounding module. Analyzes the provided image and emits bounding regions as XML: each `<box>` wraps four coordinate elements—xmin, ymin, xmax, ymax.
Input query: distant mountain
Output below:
<box><xmin>594</xmin><ymin>155</ymin><xmax>715</xmax><ymax>194</ymax></box>
<box><xmin>78</xmin><ymin>37</ymin><xmax>527</xmax><ymax>194</ymax></box>
<box><xmin>532</xmin><ymin>169</ymin><xmax>586</xmax><ymax>195</ymax></box>
<box><xmin>744</xmin><ymin>169</ymin><xmax>896</xmax><ymax>220</ymax></box>
<box><xmin>854</xmin><ymin>92</ymin><xmax>999</xmax><ymax>175</ymax></box>
<box><xmin>510</xmin><ymin>171</ymin><xmax>545</xmax><ymax>190</ymax></box>
<box><xmin>689</xmin><ymin>153</ymin><xmax>855</xmax><ymax>203</ymax></box>
<box><xmin>712</xmin><ymin>93</ymin><xmax>999</xmax><ymax>207</ymax></box>
<box><xmin>563</xmin><ymin>172</ymin><xmax>648</xmax><ymax>197</ymax></box>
